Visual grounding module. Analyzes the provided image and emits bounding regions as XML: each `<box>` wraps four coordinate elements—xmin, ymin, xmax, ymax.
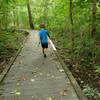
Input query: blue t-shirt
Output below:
<box><xmin>39</xmin><ymin>29</ymin><xmax>48</xmax><ymax>43</ymax></box>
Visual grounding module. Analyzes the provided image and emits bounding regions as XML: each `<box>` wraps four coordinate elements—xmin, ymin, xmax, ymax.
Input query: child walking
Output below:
<box><xmin>38</xmin><ymin>23</ymin><xmax>50</xmax><ymax>58</ymax></box>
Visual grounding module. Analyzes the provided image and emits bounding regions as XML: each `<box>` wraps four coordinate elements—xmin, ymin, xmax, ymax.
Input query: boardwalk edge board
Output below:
<box><xmin>0</xmin><ymin>30</ymin><xmax>29</xmax><ymax>83</ymax></box>
<box><xmin>54</xmin><ymin>51</ymin><xmax>88</xmax><ymax>100</ymax></box>
<box><xmin>51</xmin><ymin>40</ymin><xmax>87</xmax><ymax>100</ymax></box>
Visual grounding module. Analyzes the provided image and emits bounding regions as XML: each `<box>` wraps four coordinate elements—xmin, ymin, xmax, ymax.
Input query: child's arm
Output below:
<box><xmin>47</xmin><ymin>31</ymin><xmax>50</xmax><ymax>38</ymax></box>
<box><xmin>38</xmin><ymin>36</ymin><xmax>41</xmax><ymax>44</ymax></box>
<box><xmin>47</xmin><ymin>35</ymin><xmax>50</xmax><ymax>45</ymax></box>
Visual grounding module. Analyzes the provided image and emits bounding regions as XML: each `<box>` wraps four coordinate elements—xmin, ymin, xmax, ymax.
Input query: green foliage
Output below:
<box><xmin>73</xmin><ymin>36</ymin><xmax>93</xmax><ymax>65</ymax></box>
<box><xmin>0</xmin><ymin>0</ymin><xmax>28</xmax><ymax>29</ymax></box>
<box><xmin>83</xmin><ymin>85</ymin><xmax>100</xmax><ymax>99</ymax></box>
<box><xmin>0</xmin><ymin>31</ymin><xmax>26</xmax><ymax>58</ymax></box>
<box><xmin>96</xmin><ymin>66</ymin><xmax>100</xmax><ymax>73</ymax></box>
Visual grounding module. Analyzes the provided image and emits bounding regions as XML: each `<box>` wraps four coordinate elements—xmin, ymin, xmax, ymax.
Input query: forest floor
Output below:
<box><xmin>55</xmin><ymin>45</ymin><xmax>100</xmax><ymax>100</ymax></box>
<box><xmin>68</xmin><ymin>66</ymin><xmax>100</xmax><ymax>91</ymax></box>
<box><xmin>68</xmin><ymin>65</ymin><xmax>100</xmax><ymax>100</ymax></box>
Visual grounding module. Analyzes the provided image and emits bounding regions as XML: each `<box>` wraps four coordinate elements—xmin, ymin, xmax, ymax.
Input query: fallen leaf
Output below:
<box><xmin>32</xmin><ymin>70</ymin><xmax>37</xmax><ymax>74</ymax></box>
<box><xmin>34</xmin><ymin>96</ymin><xmax>40</xmax><ymax>100</ymax></box>
<box><xmin>32</xmin><ymin>96</ymin><xmax>34</xmax><ymax>98</ymax></box>
<box><xmin>10</xmin><ymin>91</ymin><xmax>15</xmax><ymax>94</ymax></box>
<box><xmin>22</xmin><ymin>77</ymin><xmax>27</xmax><ymax>81</ymax></box>
<box><xmin>34</xmin><ymin>75</ymin><xmax>37</xmax><ymax>77</ymax></box>
<box><xmin>20</xmin><ymin>75</ymin><xmax>27</xmax><ymax>81</ymax></box>
<box><xmin>46</xmin><ymin>96</ymin><xmax>52</xmax><ymax>100</ymax></box>
<box><xmin>51</xmin><ymin>75</ymin><xmax>55</xmax><ymax>78</ymax></box>
<box><xmin>80</xmin><ymin>81</ymin><xmax>84</xmax><ymax>84</ymax></box>
<box><xmin>15</xmin><ymin>92</ymin><xmax>21</xmax><ymax>95</ymax></box>
<box><xmin>39</xmin><ymin>73</ymin><xmax>43</xmax><ymax>76</ymax></box>
<box><xmin>59</xmin><ymin>89</ymin><xmax>67</xmax><ymax>96</ymax></box>
<box><xmin>12</xmin><ymin>65</ymin><xmax>14</xmax><ymax>68</ymax></box>
<box><xmin>72</xmin><ymin>64</ymin><xmax>76</xmax><ymax>67</ymax></box>
<box><xmin>19</xmin><ymin>61</ymin><xmax>22</xmax><ymax>64</ymax></box>
<box><xmin>10</xmin><ymin>89</ymin><xmax>17</xmax><ymax>94</ymax></box>
<box><xmin>30</xmin><ymin>79</ymin><xmax>35</xmax><ymax>82</ymax></box>
<box><xmin>17</xmin><ymin>83</ymin><xmax>20</xmax><ymax>86</ymax></box>
<box><xmin>32</xmin><ymin>69</ymin><xmax>39</xmax><ymax>75</ymax></box>
<box><xmin>59</xmin><ymin>69</ymin><xmax>64</xmax><ymax>73</ymax></box>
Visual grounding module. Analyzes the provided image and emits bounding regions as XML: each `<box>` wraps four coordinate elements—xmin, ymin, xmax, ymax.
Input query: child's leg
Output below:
<box><xmin>44</xmin><ymin>48</ymin><xmax>47</xmax><ymax>57</ymax></box>
<box><xmin>42</xmin><ymin>48</ymin><xmax>45</xmax><ymax>54</ymax></box>
<box><xmin>44</xmin><ymin>48</ymin><xmax>47</xmax><ymax>54</ymax></box>
<box><xmin>41</xmin><ymin>43</ymin><xmax>48</xmax><ymax>57</ymax></box>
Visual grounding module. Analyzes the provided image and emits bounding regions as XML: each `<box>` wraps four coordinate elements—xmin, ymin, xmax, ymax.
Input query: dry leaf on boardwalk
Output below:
<box><xmin>19</xmin><ymin>60</ymin><xmax>23</xmax><ymax>64</ymax></box>
<box><xmin>12</xmin><ymin>65</ymin><xmax>14</xmax><ymax>68</ymax></box>
<box><xmin>15</xmin><ymin>92</ymin><xmax>21</xmax><ymax>95</ymax></box>
<box><xmin>59</xmin><ymin>89</ymin><xmax>68</xmax><ymax>96</ymax></box>
<box><xmin>32</xmin><ymin>68</ymin><xmax>39</xmax><ymax>75</ymax></box>
<box><xmin>51</xmin><ymin>75</ymin><xmax>55</xmax><ymax>78</ymax></box>
<box><xmin>10</xmin><ymin>90</ymin><xmax>17</xmax><ymax>94</ymax></box>
<box><xmin>32</xmin><ymin>70</ymin><xmax>37</xmax><ymax>74</ymax></box>
<box><xmin>21</xmin><ymin>77</ymin><xmax>27</xmax><ymax>81</ymax></box>
<box><xmin>59</xmin><ymin>69</ymin><xmax>64</xmax><ymax>73</ymax></box>
<box><xmin>30</xmin><ymin>79</ymin><xmax>35</xmax><ymax>82</ymax></box>
<box><xmin>32</xmin><ymin>96</ymin><xmax>34</xmax><ymax>98</ymax></box>
<box><xmin>34</xmin><ymin>75</ymin><xmax>37</xmax><ymax>77</ymax></box>
<box><xmin>17</xmin><ymin>83</ymin><xmax>20</xmax><ymax>86</ymax></box>
<box><xmin>39</xmin><ymin>72</ymin><xmax>43</xmax><ymax>76</ymax></box>
<box><xmin>34</xmin><ymin>96</ymin><xmax>40</xmax><ymax>100</ymax></box>
<box><xmin>10</xmin><ymin>90</ymin><xmax>21</xmax><ymax>96</ymax></box>
<box><xmin>46</xmin><ymin>96</ymin><xmax>52</xmax><ymax>100</ymax></box>
<box><xmin>20</xmin><ymin>75</ymin><xmax>27</xmax><ymax>81</ymax></box>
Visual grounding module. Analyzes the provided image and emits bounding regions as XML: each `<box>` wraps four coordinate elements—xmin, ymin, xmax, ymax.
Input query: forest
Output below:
<box><xmin>0</xmin><ymin>0</ymin><xmax>100</xmax><ymax>99</ymax></box>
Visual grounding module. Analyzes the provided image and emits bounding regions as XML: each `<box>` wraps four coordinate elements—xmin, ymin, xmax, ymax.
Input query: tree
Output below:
<box><xmin>69</xmin><ymin>0</ymin><xmax>74</xmax><ymax>65</ymax></box>
<box><xmin>91</xmin><ymin>0</ymin><xmax>97</xmax><ymax>38</ymax></box>
<box><xmin>27</xmin><ymin>0</ymin><xmax>34</xmax><ymax>29</ymax></box>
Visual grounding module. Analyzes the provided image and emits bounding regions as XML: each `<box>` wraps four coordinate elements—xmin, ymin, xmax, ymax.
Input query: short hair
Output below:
<box><xmin>40</xmin><ymin>23</ymin><xmax>45</xmax><ymax>28</ymax></box>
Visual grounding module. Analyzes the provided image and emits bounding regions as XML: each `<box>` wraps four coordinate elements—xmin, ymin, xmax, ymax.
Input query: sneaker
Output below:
<box><xmin>44</xmin><ymin>54</ymin><xmax>47</xmax><ymax>58</ymax></box>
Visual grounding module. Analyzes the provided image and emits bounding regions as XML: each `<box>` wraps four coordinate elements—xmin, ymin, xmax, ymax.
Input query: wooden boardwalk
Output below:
<box><xmin>0</xmin><ymin>30</ymin><xmax>79</xmax><ymax>100</ymax></box>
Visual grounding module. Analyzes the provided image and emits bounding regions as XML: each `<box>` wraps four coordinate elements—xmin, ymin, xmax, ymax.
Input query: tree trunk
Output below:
<box><xmin>27</xmin><ymin>0</ymin><xmax>34</xmax><ymax>29</ymax></box>
<box><xmin>91</xmin><ymin>0</ymin><xmax>96</xmax><ymax>38</ymax></box>
<box><xmin>69</xmin><ymin>0</ymin><xmax>74</xmax><ymax>66</ymax></box>
<box><xmin>13</xmin><ymin>7</ymin><xmax>16</xmax><ymax>26</ymax></box>
<box><xmin>69</xmin><ymin>0</ymin><xmax>74</xmax><ymax>28</ymax></box>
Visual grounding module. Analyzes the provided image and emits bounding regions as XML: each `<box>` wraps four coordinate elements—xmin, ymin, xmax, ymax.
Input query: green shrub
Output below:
<box><xmin>83</xmin><ymin>85</ymin><xmax>100</xmax><ymax>99</ymax></box>
<box><xmin>0</xmin><ymin>31</ymin><xmax>27</xmax><ymax>58</ymax></box>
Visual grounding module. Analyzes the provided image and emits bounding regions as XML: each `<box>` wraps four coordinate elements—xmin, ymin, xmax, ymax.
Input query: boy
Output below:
<box><xmin>38</xmin><ymin>23</ymin><xmax>50</xmax><ymax>58</ymax></box>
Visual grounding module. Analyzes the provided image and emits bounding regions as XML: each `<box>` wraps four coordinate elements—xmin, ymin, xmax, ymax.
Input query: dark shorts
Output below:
<box><xmin>41</xmin><ymin>43</ymin><xmax>48</xmax><ymax>48</ymax></box>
